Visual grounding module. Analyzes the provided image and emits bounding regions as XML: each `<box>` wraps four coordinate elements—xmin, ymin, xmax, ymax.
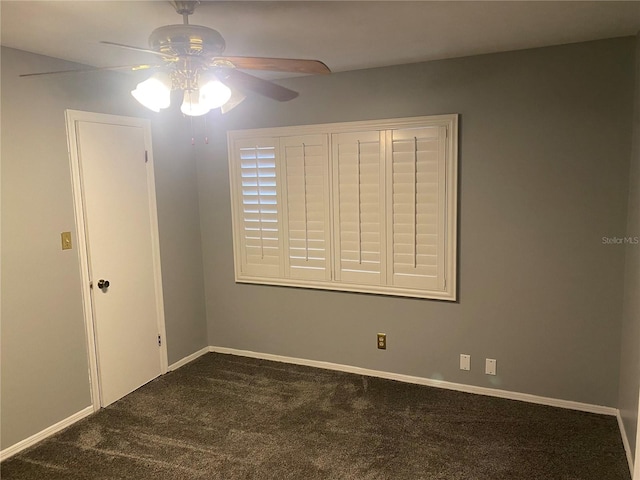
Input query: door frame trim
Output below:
<box><xmin>65</xmin><ymin>109</ymin><xmax>168</xmax><ymax>411</ymax></box>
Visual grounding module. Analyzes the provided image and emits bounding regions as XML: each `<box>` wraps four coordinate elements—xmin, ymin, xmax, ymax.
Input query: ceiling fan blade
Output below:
<box><xmin>217</xmin><ymin>69</ymin><xmax>299</xmax><ymax>102</ymax></box>
<box><xmin>20</xmin><ymin>64</ymin><xmax>159</xmax><ymax>78</ymax></box>
<box><xmin>216</xmin><ymin>56</ymin><xmax>330</xmax><ymax>75</ymax></box>
<box><xmin>100</xmin><ymin>41</ymin><xmax>177</xmax><ymax>59</ymax></box>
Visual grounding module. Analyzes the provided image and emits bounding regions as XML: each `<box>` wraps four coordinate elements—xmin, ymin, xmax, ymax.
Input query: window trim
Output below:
<box><xmin>228</xmin><ymin>114</ymin><xmax>458</xmax><ymax>301</ymax></box>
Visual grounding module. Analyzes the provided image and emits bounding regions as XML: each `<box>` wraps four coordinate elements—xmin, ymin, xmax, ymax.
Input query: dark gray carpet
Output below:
<box><xmin>1</xmin><ymin>353</ymin><xmax>631</xmax><ymax>479</ymax></box>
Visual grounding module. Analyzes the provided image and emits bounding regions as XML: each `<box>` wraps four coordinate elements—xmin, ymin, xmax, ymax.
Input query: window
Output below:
<box><xmin>228</xmin><ymin>115</ymin><xmax>458</xmax><ymax>301</ymax></box>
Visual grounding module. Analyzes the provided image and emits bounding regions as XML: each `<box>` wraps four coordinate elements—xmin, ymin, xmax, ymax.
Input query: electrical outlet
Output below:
<box><xmin>377</xmin><ymin>333</ymin><xmax>386</xmax><ymax>350</ymax></box>
<box><xmin>460</xmin><ymin>354</ymin><xmax>470</xmax><ymax>371</ymax></box>
<box><xmin>485</xmin><ymin>358</ymin><xmax>497</xmax><ymax>375</ymax></box>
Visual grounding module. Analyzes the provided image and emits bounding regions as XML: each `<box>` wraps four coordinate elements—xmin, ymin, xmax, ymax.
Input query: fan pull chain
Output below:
<box><xmin>189</xmin><ymin>90</ymin><xmax>195</xmax><ymax>145</ymax></box>
<box><xmin>185</xmin><ymin>61</ymin><xmax>196</xmax><ymax>145</ymax></box>
<box><xmin>183</xmin><ymin>111</ymin><xmax>213</xmax><ymax>145</ymax></box>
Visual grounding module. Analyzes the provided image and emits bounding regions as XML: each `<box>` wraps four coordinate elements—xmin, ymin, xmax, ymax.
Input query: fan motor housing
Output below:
<box><xmin>149</xmin><ymin>25</ymin><xmax>225</xmax><ymax>56</ymax></box>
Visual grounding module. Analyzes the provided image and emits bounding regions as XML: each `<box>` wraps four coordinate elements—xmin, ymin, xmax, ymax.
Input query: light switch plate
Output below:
<box><xmin>61</xmin><ymin>232</ymin><xmax>72</xmax><ymax>250</ymax></box>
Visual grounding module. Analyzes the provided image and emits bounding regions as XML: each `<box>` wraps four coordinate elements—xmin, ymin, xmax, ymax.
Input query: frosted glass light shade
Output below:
<box><xmin>199</xmin><ymin>74</ymin><xmax>232</xmax><ymax>110</ymax></box>
<box><xmin>180</xmin><ymin>90</ymin><xmax>210</xmax><ymax>116</ymax></box>
<box><xmin>131</xmin><ymin>73</ymin><xmax>171</xmax><ymax>112</ymax></box>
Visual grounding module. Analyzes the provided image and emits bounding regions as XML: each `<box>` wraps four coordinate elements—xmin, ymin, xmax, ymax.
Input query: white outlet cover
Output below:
<box><xmin>485</xmin><ymin>358</ymin><xmax>497</xmax><ymax>375</ymax></box>
<box><xmin>460</xmin><ymin>354</ymin><xmax>470</xmax><ymax>371</ymax></box>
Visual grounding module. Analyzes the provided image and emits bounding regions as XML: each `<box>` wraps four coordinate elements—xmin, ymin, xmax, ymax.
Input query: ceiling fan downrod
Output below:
<box><xmin>169</xmin><ymin>1</ymin><xmax>200</xmax><ymax>24</ymax></box>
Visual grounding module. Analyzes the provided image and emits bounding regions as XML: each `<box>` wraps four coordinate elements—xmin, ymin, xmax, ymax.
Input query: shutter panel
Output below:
<box><xmin>281</xmin><ymin>134</ymin><xmax>331</xmax><ymax>281</ymax></box>
<box><xmin>332</xmin><ymin>131</ymin><xmax>385</xmax><ymax>285</ymax></box>
<box><xmin>388</xmin><ymin>126</ymin><xmax>447</xmax><ymax>290</ymax></box>
<box><xmin>232</xmin><ymin>138</ymin><xmax>283</xmax><ymax>278</ymax></box>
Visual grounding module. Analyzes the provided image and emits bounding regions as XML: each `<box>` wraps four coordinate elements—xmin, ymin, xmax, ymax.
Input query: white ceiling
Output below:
<box><xmin>1</xmin><ymin>1</ymin><xmax>639</xmax><ymax>77</ymax></box>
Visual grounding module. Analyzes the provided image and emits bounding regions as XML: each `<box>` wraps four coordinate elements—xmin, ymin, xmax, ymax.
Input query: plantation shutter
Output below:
<box><xmin>232</xmin><ymin>138</ymin><xmax>283</xmax><ymax>278</ymax></box>
<box><xmin>229</xmin><ymin>115</ymin><xmax>457</xmax><ymax>300</ymax></box>
<box><xmin>281</xmin><ymin>134</ymin><xmax>331</xmax><ymax>281</ymax></box>
<box><xmin>387</xmin><ymin>126</ymin><xmax>447</xmax><ymax>290</ymax></box>
<box><xmin>332</xmin><ymin>131</ymin><xmax>385</xmax><ymax>285</ymax></box>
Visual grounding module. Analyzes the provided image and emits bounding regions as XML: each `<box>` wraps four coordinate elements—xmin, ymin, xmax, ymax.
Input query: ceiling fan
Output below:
<box><xmin>21</xmin><ymin>0</ymin><xmax>331</xmax><ymax>116</ymax></box>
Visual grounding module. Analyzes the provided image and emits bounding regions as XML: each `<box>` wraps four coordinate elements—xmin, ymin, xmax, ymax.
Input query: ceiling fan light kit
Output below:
<box><xmin>21</xmin><ymin>0</ymin><xmax>331</xmax><ymax>117</ymax></box>
<box><xmin>199</xmin><ymin>72</ymin><xmax>232</xmax><ymax>108</ymax></box>
<box><xmin>131</xmin><ymin>72</ymin><xmax>172</xmax><ymax>112</ymax></box>
<box><xmin>130</xmin><ymin>18</ymin><xmax>237</xmax><ymax>116</ymax></box>
<box><xmin>133</xmin><ymin>69</ymin><xmax>232</xmax><ymax>116</ymax></box>
<box><xmin>180</xmin><ymin>89</ymin><xmax>210</xmax><ymax>116</ymax></box>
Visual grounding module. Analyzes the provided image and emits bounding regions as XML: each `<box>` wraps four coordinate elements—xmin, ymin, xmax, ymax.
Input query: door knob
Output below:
<box><xmin>97</xmin><ymin>279</ymin><xmax>110</xmax><ymax>289</ymax></box>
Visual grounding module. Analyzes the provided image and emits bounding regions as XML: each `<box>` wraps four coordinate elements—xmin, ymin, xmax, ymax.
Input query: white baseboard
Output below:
<box><xmin>209</xmin><ymin>346</ymin><xmax>617</xmax><ymax>417</ymax></box>
<box><xmin>168</xmin><ymin>346</ymin><xmax>210</xmax><ymax>371</ymax></box>
<box><xmin>1</xmin><ymin>348</ymin><xmax>624</xmax><ymax>467</ymax></box>
<box><xmin>0</xmin><ymin>406</ymin><xmax>93</xmax><ymax>462</ymax></box>
<box><xmin>617</xmin><ymin>410</ymin><xmax>635</xmax><ymax>477</ymax></box>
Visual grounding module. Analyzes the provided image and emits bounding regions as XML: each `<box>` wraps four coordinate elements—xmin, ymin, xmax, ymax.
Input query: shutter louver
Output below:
<box><xmin>388</xmin><ymin>127</ymin><xmax>446</xmax><ymax>290</ymax></box>
<box><xmin>281</xmin><ymin>134</ymin><xmax>331</xmax><ymax>281</ymax></box>
<box><xmin>333</xmin><ymin>131</ymin><xmax>385</xmax><ymax>285</ymax></box>
<box><xmin>233</xmin><ymin>138</ymin><xmax>282</xmax><ymax>278</ymax></box>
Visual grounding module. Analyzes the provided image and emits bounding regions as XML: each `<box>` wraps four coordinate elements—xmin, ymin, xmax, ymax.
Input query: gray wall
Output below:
<box><xmin>0</xmin><ymin>47</ymin><xmax>207</xmax><ymax>450</ymax></box>
<box><xmin>198</xmin><ymin>37</ymin><xmax>635</xmax><ymax>408</ymax></box>
<box><xmin>618</xmin><ymin>32</ymin><xmax>640</xmax><ymax>462</ymax></box>
<box><xmin>151</xmin><ymin>116</ymin><xmax>208</xmax><ymax>363</ymax></box>
<box><xmin>2</xmin><ymin>35</ymin><xmax>635</xmax><ymax>455</ymax></box>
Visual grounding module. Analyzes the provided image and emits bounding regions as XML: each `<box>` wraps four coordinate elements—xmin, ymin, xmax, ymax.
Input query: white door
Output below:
<box><xmin>67</xmin><ymin>111</ymin><xmax>167</xmax><ymax>408</ymax></box>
